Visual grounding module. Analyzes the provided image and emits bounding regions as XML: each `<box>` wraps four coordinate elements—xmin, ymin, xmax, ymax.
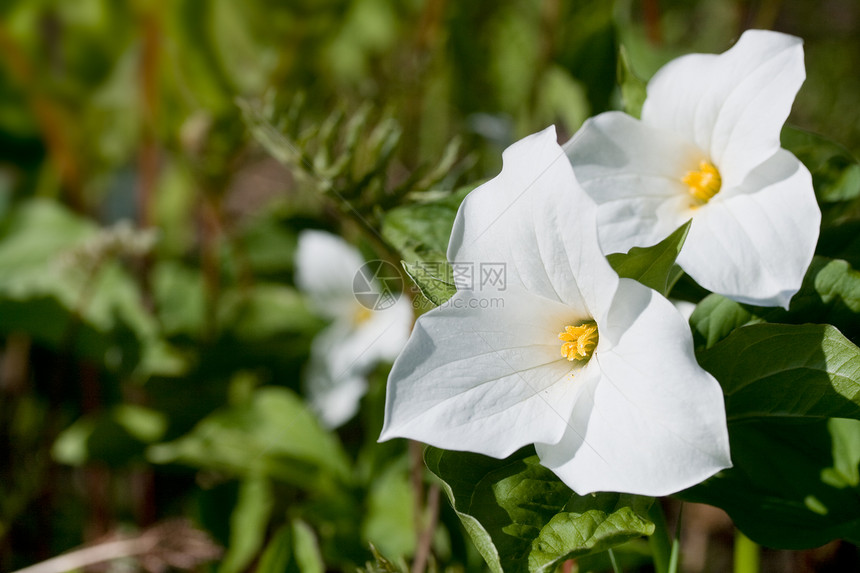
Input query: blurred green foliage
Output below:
<box><xmin>0</xmin><ymin>0</ymin><xmax>857</xmax><ymax>571</ymax></box>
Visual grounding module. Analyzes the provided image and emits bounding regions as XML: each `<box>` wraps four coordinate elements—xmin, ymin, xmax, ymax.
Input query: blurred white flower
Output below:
<box><xmin>296</xmin><ymin>230</ymin><xmax>413</xmax><ymax>428</ymax></box>
<box><xmin>380</xmin><ymin>127</ymin><xmax>731</xmax><ymax>496</ymax></box>
<box><xmin>566</xmin><ymin>30</ymin><xmax>819</xmax><ymax>308</ymax></box>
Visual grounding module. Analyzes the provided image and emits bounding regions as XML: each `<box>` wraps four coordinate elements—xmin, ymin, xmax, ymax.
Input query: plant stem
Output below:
<box><xmin>608</xmin><ymin>547</ymin><xmax>622</xmax><ymax>573</ymax></box>
<box><xmin>647</xmin><ymin>501</ymin><xmax>672</xmax><ymax>573</ymax></box>
<box><xmin>668</xmin><ymin>504</ymin><xmax>682</xmax><ymax>573</ymax></box>
<box><xmin>734</xmin><ymin>530</ymin><xmax>760</xmax><ymax>573</ymax></box>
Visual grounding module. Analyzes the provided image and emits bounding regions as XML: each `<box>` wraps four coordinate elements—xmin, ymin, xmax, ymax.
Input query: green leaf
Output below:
<box><xmin>424</xmin><ymin>447</ymin><xmax>653</xmax><ymax>573</ymax></box>
<box><xmin>698</xmin><ymin>323</ymin><xmax>860</xmax><ymax>422</ymax></box>
<box><xmin>0</xmin><ymin>199</ymin><xmax>157</xmax><ymax>365</ymax></box>
<box><xmin>147</xmin><ymin>387</ymin><xmax>351</xmax><ymax>489</ymax></box>
<box><xmin>767</xmin><ymin>257</ymin><xmax>860</xmax><ymax>342</ymax></box>
<box><xmin>219</xmin><ymin>476</ymin><xmax>274</xmax><ymax>573</ymax></box>
<box><xmin>152</xmin><ymin>261</ymin><xmax>207</xmax><ymax>340</ymax></box>
<box><xmin>606</xmin><ymin>220</ymin><xmax>690</xmax><ymax>297</ymax></box>
<box><xmin>690</xmin><ymin>257</ymin><xmax>860</xmax><ymax>350</ymax></box>
<box><xmin>217</xmin><ymin>284</ymin><xmax>321</xmax><ymax>340</ymax></box>
<box><xmin>782</xmin><ymin>126</ymin><xmax>860</xmax><ymax>204</ymax></box>
<box><xmin>617</xmin><ymin>45</ymin><xmax>647</xmax><ymax>119</ymax></box>
<box><xmin>783</xmin><ymin>126</ymin><xmax>860</xmax><ymax>267</ymax></box>
<box><xmin>382</xmin><ymin>187</ymin><xmax>471</xmax><ymax>307</ymax></box>
<box><xmin>257</xmin><ymin>524</ymin><xmax>293</xmax><ymax>573</ymax></box>
<box><xmin>382</xmin><ymin>186</ymin><xmax>470</xmax><ymax>263</ymax></box>
<box><xmin>361</xmin><ymin>462</ymin><xmax>415</xmax><ymax>560</ymax></box>
<box><xmin>401</xmin><ymin>260</ymin><xmax>456</xmax><ymax>307</ymax></box>
<box><xmin>258</xmin><ymin>520</ymin><xmax>325</xmax><ymax>573</ymax></box>
<box><xmin>52</xmin><ymin>405</ymin><xmax>167</xmax><ymax>467</ymax></box>
<box><xmin>533</xmin><ymin>65</ymin><xmax>590</xmax><ymax>133</ymax></box>
<box><xmin>291</xmin><ymin>520</ymin><xmax>325</xmax><ymax>573</ymax></box>
<box><xmin>681</xmin><ymin>418</ymin><xmax>860</xmax><ymax>549</ymax></box>
<box><xmin>528</xmin><ymin>496</ymin><xmax>654</xmax><ymax>573</ymax></box>
<box><xmin>689</xmin><ymin>293</ymin><xmax>760</xmax><ymax>350</ymax></box>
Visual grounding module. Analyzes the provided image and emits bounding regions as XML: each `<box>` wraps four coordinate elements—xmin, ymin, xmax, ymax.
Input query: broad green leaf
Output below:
<box><xmin>219</xmin><ymin>476</ymin><xmax>274</xmax><ymax>573</ymax></box>
<box><xmin>383</xmin><ymin>187</ymin><xmax>470</xmax><ymax>307</ymax></box>
<box><xmin>681</xmin><ymin>418</ymin><xmax>860</xmax><ymax>549</ymax></box>
<box><xmin>401</xmin><ymin>260</ymin><xmax>456</xmax><ymax>307</ymax></box>
<box><xmin>783</xmin><ymin>126</ymin><xmax>860</xmax><ymax>267</ymax></box>
<box><xmin>698</xmin><ymin>323</ymin><xmax>860</xmax><ymax>422</ymax></box>
<box><xmin>688</xmin><ymin>293</ymin><xmax>760</xmax><ymax>350</ymax></box>
<box><xmin>528</xmin><ymin>496</ymin><xmax>654</xmax><ymax>572</ymax></box>
<box><xmin>782</xmin><ymin>126</ymin><xmax>860</xmax><ymax>204</ymax></box>
<box><xmin>606</xmin><ymin>220</ymin><xmax>690</xmax><ymax>297</ymax></box>
<box><xmin>617</xmin><ymin>45</ymin><xmax>647</xmax><ymax>119</ymax></box>
<box><xmin>425</xmin><ymin>447</ymin><xmax>653</xmax><ymax>573</ymax></box>
<box><xmin>382</xmin><ymin>186</ymin><xmax>470</xmax><ymax>263</ymax></box>
<box><xmin>768</xmin><ymin>257</ymin><xmax>860</xmax><ymax>342</ymax></box>
<box><xmin>690</xmin><ymin>257</ymin><xmax>860</xmax><ymax>350</ymax></box>
<box><xmin>147</xmin><ymin>387</ymin><xmax>351</xmax><ymax>488</ymax></box>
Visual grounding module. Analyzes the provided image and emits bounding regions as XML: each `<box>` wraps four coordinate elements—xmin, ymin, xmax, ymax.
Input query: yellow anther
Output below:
<box><xmin>353</xmin><ymin>305</ymin><xmax>373</xmax><ymax>325</ymax></box>
<box><xmin>682</xmin><ymin>160</ymin><xmax>722</xmax><ymax>204</ymax></box>
<box><xmin>558</xmin><ymin>321</ymin><xmax>599</xmax><ymax>362</ymax></box>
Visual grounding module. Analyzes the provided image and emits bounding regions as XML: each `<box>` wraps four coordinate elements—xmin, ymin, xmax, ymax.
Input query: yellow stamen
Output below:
<box><xmin>682</xmin><ymin>160</ymin><xmax>722</xmax><ymax>204</ymax></box>
<box><xmin>558</xmin><ymin>321</ymin><xmax>599</xmax><ymax>362</ymax></box>
<box><xmin>353</xmin><ymin>305</ymin><xmax>373</xmax><ymax>325</ymax></box>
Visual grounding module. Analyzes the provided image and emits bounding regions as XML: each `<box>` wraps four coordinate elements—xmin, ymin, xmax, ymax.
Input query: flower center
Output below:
<box><xmin>682</xmin><ymin>160</ymin><xmax>721</xmax><ymax>204</ymax></box>
<box><xmin>558</xmin><ymin>321</ymin><xmax>598</xmax><ymax>362</ymax></box>
<box><xmin>353</xmin><ymin>305</ymin><xmax>373</xmax><ymax>325</ymax></box>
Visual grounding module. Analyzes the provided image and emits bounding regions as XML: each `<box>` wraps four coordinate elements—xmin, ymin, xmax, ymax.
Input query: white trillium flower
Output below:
<box><xmin>380</xmin><ymin>127</ymin><xmax>731</xmax><ymax>496</ymax></box>
<box><xmin>565</xmin><ymin>29</ymin><xmax>820</xmax><ymax>308</ymax></box>
<box><xmin>296</xmin><ymin>230</ymin><xmax>413</xmax><ymax>428</ymax></box>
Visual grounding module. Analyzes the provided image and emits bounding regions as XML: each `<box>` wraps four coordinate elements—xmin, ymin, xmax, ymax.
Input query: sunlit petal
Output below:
<box><xmin>537</xmin><ymin>279</ymin><xmax>731</xmax><ymax>495</ymax></box>
<box><xmin>678</xmin><ymin>150</ymin><xmax>818</xmax><ymax>308</ymax></box>
<box><xmin>380</xmin><ymin>291</ymin><xmax>591</xmax><ymax>457</ymax></box>
<box><xmin>643</xmin><ymin>30</ymin><xmax>805</xmax><ymax>187</ymax></box>
<box><xmin>564</xmin><ymin>112</ymin><xmax>701</xmax><ymax>253</ymax></box>
<box><xmin>449</xmin><ymin>126</ymin><xmax>618</xmax><ymax>317</ymax></box>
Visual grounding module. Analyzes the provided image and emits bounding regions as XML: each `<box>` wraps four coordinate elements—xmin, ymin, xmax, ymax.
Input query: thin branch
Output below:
<box><xmin>412</xmin><ymin>482</ymin><xmax>440</xmax><ymax>573</ymax></box>
<box><xmin>10</xmin><ymin>519</ymin><xmax>221</xmax><ymax>573</ymax></box>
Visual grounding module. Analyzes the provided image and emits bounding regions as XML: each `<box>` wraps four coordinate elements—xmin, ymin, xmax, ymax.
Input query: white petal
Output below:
<box><xmin>380</xmin><ymin>291</ymin><xmax>594</xmax><ymax>457</ymax></box>
<box><xmin>304</xmin><ymin>297</ymin><xmax>413</xmax><ymax>428</ymax></box>
<box><xmin>448</xmin><ymin>126</ymin><xmax>618</xmax><ymax>317</ymax></box>
<box><xmin>304</xmin><ymin>323</ymin><xmax>365</xmax><ymax>428</ymax></box>
<box><xmin>564</xmin><ymin>112</ymin><xmax>702</xmax><ymax>254</ymax></box>
<box><xmin>536</xmin><ymin>279</ymin><xmax>731</xmax><ymax>496</ymax></box>
<box><xmin>305</xmin><ymin>350</ymin><xmax>368</xmax><ymax>429</ymax></box>
<box><xmin>295</xmin><ymin>230</ymin><xmax>366</xmax><ymax>318</ymax></box>
<box><xmin>348</xmin><ymin>296</ymin><xmax>414</xmax><ymax>371</ymax></box>
<box><xmin>678</xmin><ymin>150</ymin><xmax>819</xmax><ymax>308</ymax></box>
<box><xmin>642</xmin><ymin>30</ymin><xmax>804</xmax><ymax>187</ymax></box>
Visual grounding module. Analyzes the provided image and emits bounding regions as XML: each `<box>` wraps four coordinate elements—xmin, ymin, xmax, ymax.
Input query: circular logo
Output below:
<box><xmin>353</xmin><ymin>260</ymin><xmax>403</xmax><ymax>310</ymax></box>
